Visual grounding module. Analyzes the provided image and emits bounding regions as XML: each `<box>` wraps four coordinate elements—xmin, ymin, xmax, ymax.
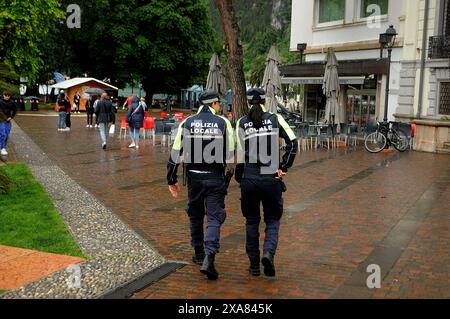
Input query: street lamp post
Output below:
<box><xmin>379</xmin><ymin>25</ymin><xmax>397</xmax><ymax>123</ymax></box>
<box><xmin>297</xmin><ymin>43</ymin><xmax>307</xmax><ymax>64</ymax></box>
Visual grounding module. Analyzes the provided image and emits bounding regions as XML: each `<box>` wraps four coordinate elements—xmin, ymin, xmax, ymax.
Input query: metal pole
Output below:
<box><xmin>383</xmin><ymin>48</ymin><xmax>392</xmax><ymax>122</ymax></box>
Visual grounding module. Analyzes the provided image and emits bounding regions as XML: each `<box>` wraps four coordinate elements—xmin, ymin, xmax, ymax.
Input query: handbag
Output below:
<box><xmin>128</xmin><ymin>104</ymin><xmax>142</xmax><ymax>123</ymax></box>
<box><xmin>109</xmin><ymin>124</ymin><xmax>115</xmax><ymax>135</ymax></box>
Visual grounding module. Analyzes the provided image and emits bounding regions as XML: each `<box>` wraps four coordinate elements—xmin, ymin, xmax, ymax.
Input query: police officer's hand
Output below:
<box><xmin>169</xmin><ymin>183</ymin><xmax>179</xmax><ymax>198</ymax></box>
<box><xmin>276</xmin><ymin>169</ymin><xmax>286</xmax><ymax>180</ymax></box>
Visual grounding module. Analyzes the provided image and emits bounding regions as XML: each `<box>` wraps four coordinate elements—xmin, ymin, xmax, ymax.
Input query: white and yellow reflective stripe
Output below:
<box><xmin>196</xmin><ymin>105</ymin><xmax>217</xmax><ymax>115</ymax></box>
<box><xmin>235</xmin><ymin>118</ymin><xmax>243</xmax><ymax>151</ymax></box>
<box><xmin>277</xmin><ymin>114</ymin><xmax>297</xmax><ymax>141</ymax></box>
<box><xmin>224</xmin><ymin>118</ymin><xmax>235</xmax><ymax>152</ymax></box>
<box><xmin>172</xmin><ymin>118</ymin><xmax>188</xmax><ymax>151</ymax></box>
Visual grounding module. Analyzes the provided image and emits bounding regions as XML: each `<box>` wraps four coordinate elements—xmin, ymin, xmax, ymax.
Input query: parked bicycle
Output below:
<box><xmin>364</xmin><ymin>121</ymin><xmax>409</xmax><ymax>153</ymax></box>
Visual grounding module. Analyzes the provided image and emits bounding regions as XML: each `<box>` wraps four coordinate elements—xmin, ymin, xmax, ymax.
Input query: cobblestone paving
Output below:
<box><xmin>3</xmin><ymin>118</ymin><xmax>164</xmax><ymax>299</ymax></box>
<box><xmin>13</xmin><ymin>114</ymin><xmax>450</xmax><ymax>299</ymax></box>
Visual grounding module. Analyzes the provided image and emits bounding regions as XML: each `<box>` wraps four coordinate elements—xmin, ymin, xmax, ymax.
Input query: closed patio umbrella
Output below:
<box><xmin>262</xmin><ymin>46</ymin><xmax>282</xmax><ymax>114</ymax></box>
<box><xmin>323</xmin><ymin>48</ymin><xmax>341</xmax><ymax>133</ymax></box>
<box><xmin>206</xmin><ymin>53</ymin><xmax>227</xmax><ymax>96</ymax></box>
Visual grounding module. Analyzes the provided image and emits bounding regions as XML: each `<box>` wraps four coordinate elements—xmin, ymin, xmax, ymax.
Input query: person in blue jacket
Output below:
<box><xmin>126</xmin><ymin>96</ymin><xmax>145</xmax><ymax>149</ymax></box>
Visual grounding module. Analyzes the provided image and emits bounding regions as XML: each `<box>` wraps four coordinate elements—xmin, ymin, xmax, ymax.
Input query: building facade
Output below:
<box><xmin>283</xmin><ymin>0</ymin><xmax>406</xmax><ymax>130</ymax></box>
<box><xmin>395</xmin><ymin>0</ymin><xmax>450</xmax><ymax>153</ymax></box>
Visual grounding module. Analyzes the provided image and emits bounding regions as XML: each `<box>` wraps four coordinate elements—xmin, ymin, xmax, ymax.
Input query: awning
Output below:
<box><xmin>281</xmin><ymin>76</ymin><xmax>365</xmax><ymax>85</ymax></box>
<box><xmin>280</xmin><ymin>59</ymin><xmax>389</xmax><ymax>78</ymax></box>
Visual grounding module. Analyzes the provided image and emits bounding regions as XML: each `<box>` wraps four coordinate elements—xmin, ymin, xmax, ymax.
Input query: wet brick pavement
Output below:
<box><xmin>12</xmin><ymin>114</ymin><xmax>450</xmax><ymax>299</ymax></box>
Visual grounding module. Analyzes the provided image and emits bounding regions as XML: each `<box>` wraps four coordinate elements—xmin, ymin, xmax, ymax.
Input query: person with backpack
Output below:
<box><xmin>126</xmin><ymin>96</ymin><xmax>144</xmax><ymax>149</ymax></box>
<box><xmin>95</xmin><ymin>93</ymin><xmax>114</xmax><ymax>150</ymax></box>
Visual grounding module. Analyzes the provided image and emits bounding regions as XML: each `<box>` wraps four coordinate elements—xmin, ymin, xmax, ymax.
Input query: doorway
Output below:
<box><xmin>346</xmin><ymin>89</ymin><xmax>377</xmax><ymax>130</ymax></box>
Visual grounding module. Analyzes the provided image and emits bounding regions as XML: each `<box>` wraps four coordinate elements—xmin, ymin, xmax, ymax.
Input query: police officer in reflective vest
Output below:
<box><xmin>235</xmin><ymin>88</ymin><xmax>298</xmax><ymax>277</ymax></box>
<box><xmin>167</xmin><ymin>90</ymin><xmax>234</xmax><ymax>280</ymax></box>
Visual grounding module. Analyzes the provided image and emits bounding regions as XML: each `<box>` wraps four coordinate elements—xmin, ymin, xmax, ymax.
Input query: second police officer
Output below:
<box><xmin>235</xmin><ymin>88</ymin><xmax>298</xmax><ymax>277</ymax></box>
<box><xmin>167</xmin><ymin>90</ymin><xmax>234</xmax><ymax>280</ymax></box>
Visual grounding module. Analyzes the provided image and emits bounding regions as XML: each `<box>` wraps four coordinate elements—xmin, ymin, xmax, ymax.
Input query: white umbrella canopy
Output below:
<box><xmin>262</xmin><ymin>46</ymin><xmax>282</xmax><ymax>113</ymax></box>
<box><xmin>323</xmin><ymin>48</ymin><xmax>341</xmax><ymax>133</ymax></box>
<box><xmin>206</xmin><ymin>53</ymin><xmax>227</xmax><ymax>96</ymax></box>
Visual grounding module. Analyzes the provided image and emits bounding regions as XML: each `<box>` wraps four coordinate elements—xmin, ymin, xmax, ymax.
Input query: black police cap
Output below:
<box><xmin>247</xmin><ymin>88</ymin><xmax>266</xmax><ymax>103</ymax></box>
<box><xmin>199</xmin><ymin>90</ymin><xmax>221</xmax><ymax>105</ymax></box>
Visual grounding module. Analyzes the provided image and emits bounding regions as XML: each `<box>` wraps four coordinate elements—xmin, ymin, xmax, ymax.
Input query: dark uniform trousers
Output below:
<box><xmin>240</xmin><ymin>175</ymin><xmax>284</xmax><ymax>265</ymax></box>
<box><xmin>187</xmin><ymin>172</ymin><xmax>227</xmax><ymax>255</ymax></box>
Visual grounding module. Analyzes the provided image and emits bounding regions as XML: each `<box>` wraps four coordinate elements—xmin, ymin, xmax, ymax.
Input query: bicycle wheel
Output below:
<box><xmin>365</xmin><ymin>132</ymin><xmax>387</xmax><ymax>153</ymax></box>
<box><xmin>392</xmin><ymin>129</ymin><xmax>409</xmax><ymax>152</ymax></box>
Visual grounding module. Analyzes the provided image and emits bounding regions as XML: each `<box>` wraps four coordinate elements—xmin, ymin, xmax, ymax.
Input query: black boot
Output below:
<box><xmin>248</xmin><ymin>263</ymin><xmax>261</xmax><ymax>277</ymax></box>
<box><xmin>192</xmin><ymin>246</ymin><xmax>205</xmax><ymax>265</ymax></box>
<box><xmin>262</xmin><ymin>252</ymin><xmax>276</xmax><ymax>277</ymax></box>
<box><xmin>200</xmin><ymin>254</ymin><xmax>218</xmax><ymax>280</ymax></box>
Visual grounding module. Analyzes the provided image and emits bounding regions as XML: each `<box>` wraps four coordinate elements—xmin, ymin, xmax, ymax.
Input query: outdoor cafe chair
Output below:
<box><xmin>318</xmin><ymin>125</ymin><xmax>335</xmax><ymax>150</ymax></box>
<box><xmin>119</xmin><ymin>116</ymin><xmax>129</xmax><ymax>139</ymax></box>
<box><xmin>333</xmin><ymin>124</ymin><xmax>349</xmax><ymax>146</ymax></box>
<box><xmin>296</xmin><ymin>123</ymin><xmax>310</xmax><ymax>152</ymax></box>
<box><xmin>141</xmin><ymin>117</ymin><xmax>155</xmax><ymax>139</ymax></box>
<box><xmin>348</xmin><ymin>124</ymin><xmax>359</xmax><ymax>147</ymax></box>
<box><xmin>153</xmin><ymin>119</ymin><xmax>175</xmax><ymax>146</ymax></box>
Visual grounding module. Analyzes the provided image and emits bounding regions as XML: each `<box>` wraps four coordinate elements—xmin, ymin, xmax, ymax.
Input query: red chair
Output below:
<box><xmin>161</xmin><ymin>112</ymin><xmax>167</xmax><ymax>119</ymax></box>
<box><xmin>144</xmin><ymin>111</ymin><xmax>149</xmax><ymax>118</ymax></box>
<box><xmin>142</xmin><ymin>117</ymin><xmax>155</xmax><ymax>139</ymax></box>
<box><xmin>175</xmin><ymin>113</ymin><xmax>183</xmax><ymax>122</ymax></box>
<box><xmin>119</xmin><ymin>116</ymin><xmax>129</xmax><ymax>138</ymax></box>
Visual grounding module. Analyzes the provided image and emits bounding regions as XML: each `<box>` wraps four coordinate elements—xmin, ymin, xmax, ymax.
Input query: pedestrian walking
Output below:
<box><xmin>122</xmin><ymin>95</ymin><xmax>135</xmax><ymax>110</ymax></box>
<box><xmin>139</xmin><ymin>97</ymin><xmax>147</xmax><ymax>112</ymax></box>
<box><xmin>86</xmin><ymin>96</ymin><xmax>94</xmax><ymax>128</ymax></box>
<box><xmin>0</xmin><ymin>92</ymin><xmax>17</xmax><ymax>156</ymax></box>
<box><xmin>167</xmin><ymin>90</ymin><xmax>234</xmax><ymax>280</ymax></box>
<box><xmin>235</xmin><ymin>88</ymin><xmax>298</xmax><ymax>277</ymax></box>
<box><xmin>126</xmin><ymin>96</ymin><xmax>144</xmax><ymax>149</ymax></box>
<box><xmin>56</xmin><ymin>91</ymin><xmax>69</xmax><ymax>131</ymax></box>
<box><xmin>111</xmin><ymin>98</ymin><xmax>119</xmax><ymax>124</ymax></box>
<box><xmin>93</xmin><ymin>95</ymin><xmax>101</xmax><ymax>128</ymax></box>
<box><xmin>74</xmin><ymin>92</ymin><xmax>81</xmax><ymax>113</ymax></box>
<box><xmin>65</xmin><ymin>94</ymin><xmax>72</xmax><ymax>131</ymax></box>
<box><xmin>95</xmin><ymin>93</ymin><xmax>114</xmax><ymax>150</ymax></box>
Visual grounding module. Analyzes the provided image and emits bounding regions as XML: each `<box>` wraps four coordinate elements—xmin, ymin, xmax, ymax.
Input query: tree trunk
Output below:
<box><xmin>216</xmin><ymin>0</ymin><xmax>248</xmax><ymax>122</ymax></box>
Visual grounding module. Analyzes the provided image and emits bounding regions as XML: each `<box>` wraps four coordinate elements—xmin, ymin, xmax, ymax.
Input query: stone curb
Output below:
<box><xmin>1</xmin><ymin>121</ymin><xmax>165</xmax><ymax>299</ymax></box>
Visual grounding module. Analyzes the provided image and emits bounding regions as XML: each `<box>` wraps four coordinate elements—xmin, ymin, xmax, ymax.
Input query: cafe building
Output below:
<box><xmin>282</xmin><ymin>0</ymin><xmax>405</xmax><ymax>130</ymax></box>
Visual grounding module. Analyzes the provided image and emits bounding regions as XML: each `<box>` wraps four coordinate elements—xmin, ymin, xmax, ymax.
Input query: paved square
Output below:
<box><xmin>12</xmin><ymin>114</ymin><xmax>450</xmax><ymax>299</ymax></box>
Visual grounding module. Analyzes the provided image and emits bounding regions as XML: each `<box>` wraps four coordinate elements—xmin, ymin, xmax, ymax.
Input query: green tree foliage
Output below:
<box><xmin>210</xmin><ymin>0</ymin><xmax>300</xmax><ymax>82</ymax></box>
<box><xmin>0</xmin><ymin>0</ymin><xmax>64</xmax><ymax>82</ymax></box>
<box><xmin>41</xmin><ymin>0</ymin><xmax>214</xmax><ymax>98</ymax></box>
<box><xmin>135</xmin><ymin>0</ymin><xmax>214</xmax><ymax>97</ymax></box>
<box><xmin>0</xmin><ymin>63</ymin><xmax>19</xmax><ymax>94</ymax></box>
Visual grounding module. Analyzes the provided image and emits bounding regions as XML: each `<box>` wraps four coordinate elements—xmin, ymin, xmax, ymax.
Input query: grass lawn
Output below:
<box><xmin>0</xmin><ymin>164</ymin><xmax>85</xmax><ymax>258</ymax></box>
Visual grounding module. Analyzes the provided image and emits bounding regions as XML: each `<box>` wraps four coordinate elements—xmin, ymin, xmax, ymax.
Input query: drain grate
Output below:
<box><xmin>102</xmin><ymin>262</ymin><xmax>186</xmax><ymax>299</ymax></box>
